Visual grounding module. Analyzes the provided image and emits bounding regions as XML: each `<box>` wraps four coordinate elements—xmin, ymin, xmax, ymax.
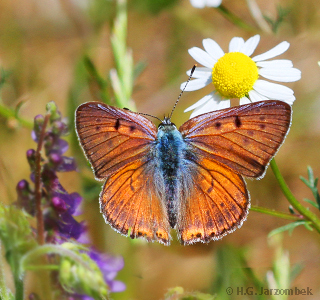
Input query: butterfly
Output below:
<box><xmin>75</xmin><ymin>100</ymin><xmax>291</xmax><ymax>245</ymax></box>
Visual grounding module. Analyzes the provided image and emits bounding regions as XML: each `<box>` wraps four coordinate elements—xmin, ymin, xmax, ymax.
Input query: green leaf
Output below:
<box><xmin>263</xmin><ymin>4</ymin><xmax>290</xmax><ymax>33</ymax></box>
<box><xmin>133</xmin><ymin>61</ymin><xmax>147</xmax><ymax>82</ymax></box>
<box><xmin>303</xmin><ymin>198</ymin><xmax>319</xmax><ymax>209</ymax></box>
<box><xmin>268</xmin><ymin>220</ymin><xmax>312</xmax><ymax>237</ymax></box>
<box><xmin>83</xmin><ymin>56</ymin><xmax>110</xmax><ymax>104</ymax></box>
<box><xmin>211</xmin><ymin>245</ymin><xmax>266</xmax><ymax>300</ymax></box>
<box><xmin>0</xmin><ymin>205</ymin><xmax>37</xmax><ymax>276</ymax></box>
<box><xmin>300</xmin><ymin>166</ymin><xmax>320</xmax><ymax>211</ymax></box>
<box><xmin>164</xmin><ymin>286</ymin><xmax>216</xmax><ymax>300</ymax></box>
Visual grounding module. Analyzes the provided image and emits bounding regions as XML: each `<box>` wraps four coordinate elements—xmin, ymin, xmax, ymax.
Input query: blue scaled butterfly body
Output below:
<box><xmin>156</xmin><ymin>117</ymin><xmax>193</xmax><ymax>228</ymax></box>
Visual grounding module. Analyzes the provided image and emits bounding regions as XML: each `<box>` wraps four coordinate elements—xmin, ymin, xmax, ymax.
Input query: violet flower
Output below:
<box><xmin>16</xmin><ymin>102</ymin><xmax>125</xmax><ymax>296</ymax></box>
<box><xmin>17</xmin><ymin>104</ymin><xmax>85</xmax><ymax>242</ymax></box>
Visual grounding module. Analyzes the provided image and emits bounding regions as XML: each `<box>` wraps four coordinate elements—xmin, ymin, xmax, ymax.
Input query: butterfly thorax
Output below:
<box><xmin>156</xmin><ymin>121</ymin><xmax>186</xmax><ymax>228</ymax></box>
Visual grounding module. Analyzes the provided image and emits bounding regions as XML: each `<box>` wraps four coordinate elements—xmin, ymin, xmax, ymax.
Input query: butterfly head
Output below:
<box><xmin>158</xmin><ymin>117</ymin><xmax>176</xmax><ymax>130</ymax></box>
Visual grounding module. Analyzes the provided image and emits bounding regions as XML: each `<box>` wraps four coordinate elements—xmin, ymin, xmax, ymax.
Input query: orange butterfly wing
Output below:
<box><xmin>177</xmin><ymin>158</ymin><xmax>248</xmax><ymax>245</ymax></box>
<box><xmin>75</xmin><ymin>102</ymin><xmax>171</xmax><ymax>245</ymax></box>
<box><xmin>177</xmin><ymin>100</ymin><xmax>292</xmax><ymax>244</ymax></box>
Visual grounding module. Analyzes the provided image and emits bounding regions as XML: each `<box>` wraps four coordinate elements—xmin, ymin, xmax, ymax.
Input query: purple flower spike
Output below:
<box><xmin>16</xmin><ymin>102</ymin><xmax>126</xmax><ymax>299</ymax></box>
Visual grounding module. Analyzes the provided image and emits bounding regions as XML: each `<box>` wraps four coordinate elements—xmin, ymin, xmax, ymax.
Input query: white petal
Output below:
<box><xmin>202</xmin><ymin>38</ymin><xmax>224</xmax><ymax>61</ymax></box>
<box><xmin>206</xmin><ymin>0</ymin><xmax>222</xmax><ymax>7</ymax></box>
<box><xmin>190</xmin><ymin>0</ymin><xmax>206</xmax><ymax>8</ymax></box>
<box><xmin>240</xmin><ymin>96</ymin><xmax>251</xmax><ymax>104</ymax></box>
<box><xmin>284</xmin><ymin>95</ymin><xmax>296</xmax><ymax>105</ymax></box>
<box><xmin>189</xmin><ymin>94</ymin><xmax>230</xmax><ymax>118</ymax></box>
<box><xmin>253</xmin><ymin>80</ymin><xmax>294</xmax><ymax>100</ymax></box>
<box><xmin>258</xmin><ymin>67</ymin><xmax>301</xmax><ymax>82</ymax></box>
<box><xmin>252</xmin><ymin>41</ymin><xmax>290</xmax><ymax>62</ymax></box>
<box><xmin>256</xmin><ymin>59</ymin><xmax>293</xmax><ymax>68</ymax></box>
<box><xmin>229</xmin><ymin>37</ymin><xmax>245</xmax><ymax>52</ymax></box>
<box><xmin>248</xmin><ymin>89</ymin><xmax>269</xmax><ymax>102</ymax></box>
<box><xmin>184</xmin><ymin>93</ymin><xmax>213</xmax><ymax>112</ymax></box>
<box><xmin>180</xmin><ymin>77</ymin><xmax>212</xmax><ymax>91</ymax></box>
<box><xmin>188</xmin><ymin>47</ymin><xmax>216</xmax><ymax>68</ymax></box>
<box><xmin>186</xmin><ymin>67</ymin><xmax>212</xmax><ymax>79</ymax></box>
<box><xmin>241</xmin><ymin>35</ymin><xmax>260</xmax><ymax>56</ymax></box>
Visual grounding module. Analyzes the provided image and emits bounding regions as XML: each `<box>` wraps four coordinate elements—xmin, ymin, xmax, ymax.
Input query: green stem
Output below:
<box><xmin>0</xmin><ymin>103</ymin><xmax>33</xmax><ymax>128</ymax></box>
<box><xmin>250</xmin><ymin>205</ymin><xmax>301</xmax><ymax>221</ymax></box>
<box><xmin>270</xmin><ymin>159</ymin><xmax>320</xmax><ymax>233</ymax></box>
<box><xmin>21</xmin><ymin>244</ymin><xmax>91</xmax><ymax>271</ymax></box>
<box><xmin>0</xmin><ymin>242</ymin><xmax>11</xmax><ymax>300</ymax></box>
<box><xmin>217</xmin><ymin>5</ymin><xmax>257</xmax><ymax>32</ymax></box>
<box><xmin>14</xmin><ymin>274</ymin><xmax>24</xmax><ymax>300</ymax></box>
<box><xmin>24</xmin><ymin>265</ymin><xmax>60</xmax><ymax>271</ymax></box>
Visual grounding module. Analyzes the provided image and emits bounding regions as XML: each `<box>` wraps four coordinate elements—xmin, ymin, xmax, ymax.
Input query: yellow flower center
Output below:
<box><xmin>212</xmin><ymin>52</ymin><xmax>259</xmax><ymax>98</ymax></box>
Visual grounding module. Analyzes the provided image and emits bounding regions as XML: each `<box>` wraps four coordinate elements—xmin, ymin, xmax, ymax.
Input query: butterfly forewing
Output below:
<box><xmin>180</xmin><ymin>100</ymin><xmax>292</xmax><ymax>178</ymax></box>
<box><xmin>76</xmin><ymin>102</ymin><xmax>157</xmax><ymax>179</ymax></box>
<box><xmin>75</xmin><ymin>102</ymin><xmax>171</xmax><ymax>244</ymax></box>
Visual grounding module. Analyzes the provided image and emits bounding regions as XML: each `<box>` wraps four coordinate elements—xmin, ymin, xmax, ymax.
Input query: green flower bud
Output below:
<box><xmin>59</xmin><ymin>244</ymin><xmax>108</xmax><ymax>299</ymax></box>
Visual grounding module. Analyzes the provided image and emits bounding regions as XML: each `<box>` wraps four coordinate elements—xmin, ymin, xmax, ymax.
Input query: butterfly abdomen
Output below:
<box><xmin>156</xmin><ymin>124</ymin><xmax>186</xmax><ymax>228</ymax></box>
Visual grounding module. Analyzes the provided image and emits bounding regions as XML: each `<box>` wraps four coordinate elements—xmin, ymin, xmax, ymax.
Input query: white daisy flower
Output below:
<box><xmin>190</xmin><ymin>0</ymin><xmax>222</xmax><ymax>8</ymax></box>
<box><xmin>181</xmin><ymin>35</ymin><xmax>301</xmax><ymax>118</ymax></box>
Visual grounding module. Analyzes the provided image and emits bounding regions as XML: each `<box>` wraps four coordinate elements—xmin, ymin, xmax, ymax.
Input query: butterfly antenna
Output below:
<box><xmin>169</xmin><ymin>64</ymin><xmax>197</xmax><ymax>120</ymax></box>
<box><xmin>136</xmin><ymin>111</ymin><xmax>163</xmax><ymax>123</ymax></box>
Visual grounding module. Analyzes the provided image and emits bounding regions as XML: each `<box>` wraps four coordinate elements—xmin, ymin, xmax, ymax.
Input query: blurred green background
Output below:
<box><xmin>0</xmin><ymin>0</ymin><xmax>320</xmax><ymax>299</ymax></box>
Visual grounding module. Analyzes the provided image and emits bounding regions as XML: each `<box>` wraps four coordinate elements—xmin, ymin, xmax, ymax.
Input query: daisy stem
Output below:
<box><xmin>250</xmin><ymin>206</ymin><xmax>301</xmax><ymax>221</ymax></box>
<box><xmin>270</xmin><ymin>159</ymin><xmax>320</xmax><ymax>234</ymax></box>
<box><xmin>217</xmin><ymin>5</ymin><xmax>257</xmax><ymax>32</ymax></box>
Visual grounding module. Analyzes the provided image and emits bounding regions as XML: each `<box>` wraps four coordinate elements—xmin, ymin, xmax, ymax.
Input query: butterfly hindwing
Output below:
<box><xmin>177</xmin><ymin>156</ymin><xmax>249</xmax><ymax>245</ymax></box>
<box><xmin>179</xmin><ymin>100</ymin><xmax>292</xmax><ymax>178</ymax></box>
<box><xmin>76</xmin><ymin>102</ymin><xmax>171</xmax><ymax>244</ymax></box>
<box><xmin>100</xmin><ymin>159</ymin><xmax>171</xmax><ymax>245</ymax></box>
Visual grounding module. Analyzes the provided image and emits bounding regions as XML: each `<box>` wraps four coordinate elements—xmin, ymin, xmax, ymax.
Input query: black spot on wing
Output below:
<box><xmin>207</xmin><ymin>179</ymin><xmax>214</xmax><ymax>194</ymax></box>
<box><xmin>215</xmin><ymin>122</ymin><xmax>222</xmax><ymax>129</ymax></box>
<box><xmin>114</xmin><ymin>119</ymin><xmax>120</xmax><ymax>130</ymax></box>
<box><xmin>235</xmin><ymin>116</ymin><xmax>242</xmax><ymax>128</ymax></box>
